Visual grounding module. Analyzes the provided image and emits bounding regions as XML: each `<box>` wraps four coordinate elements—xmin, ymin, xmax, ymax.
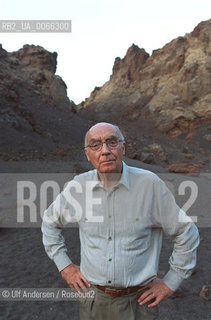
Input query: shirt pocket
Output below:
<box><xmin>80</xmin><ymin>219</ymin><xmax>100</xmax><ymax>235</ymax></box>
<box><xmin>118</xmin><ymin>218</ymin><xmax>152</xmax><ymax>253</ymax></box>
<box><xmin>79</xmin><ymin>219</ymin><xmax>103</xmax><ymax>249</ymax></box>
<box><xmin>79</xmin><ymin>205</ymin><xmax>107</xmax><ymax>239</ymax></box>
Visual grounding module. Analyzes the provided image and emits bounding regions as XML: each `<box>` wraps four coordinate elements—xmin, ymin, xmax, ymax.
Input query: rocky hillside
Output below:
<box><xmin>79</xmin><ymin>20</ymin><xmax>211</xmax><ymax>136</ymax></box>
<box><xmin>0</xmin><ymin>44</ymin><xmax>90</xmax><ymax>161</ymax></box>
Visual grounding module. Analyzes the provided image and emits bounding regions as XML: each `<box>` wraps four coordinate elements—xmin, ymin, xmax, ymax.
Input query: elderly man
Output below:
<box><xmin>41</xmin><ymin>122</ymin><xmax>199</xmax><ymax>320</ymax></box>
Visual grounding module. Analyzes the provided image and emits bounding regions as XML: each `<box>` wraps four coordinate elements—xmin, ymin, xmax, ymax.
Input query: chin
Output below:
<box><xmin>100</xmin><ymin>168</ymin><xmax>116</xmax><ymax>173</ymax></box>
<box><xmin>99</xmin><ymin>163</ymin><xmax>119</xmax><ymax>173</ymax></box>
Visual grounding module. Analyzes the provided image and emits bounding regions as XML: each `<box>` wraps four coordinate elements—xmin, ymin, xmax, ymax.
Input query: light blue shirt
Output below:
<box><xmin>41</xmin><ymin>162</ymin><xmax>199</xmax><ymax>291</ymax></box>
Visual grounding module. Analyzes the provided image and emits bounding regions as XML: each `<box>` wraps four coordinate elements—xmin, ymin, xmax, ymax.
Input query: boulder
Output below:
<box><xmin>200</xmin><ymin>285</ymin><xmax>211</xmax><ymax>301</ymax></box>
<box><xmin>168</xmin><ymin>163</ymin><xmax>200</xmax><ymax>175</ymax></box>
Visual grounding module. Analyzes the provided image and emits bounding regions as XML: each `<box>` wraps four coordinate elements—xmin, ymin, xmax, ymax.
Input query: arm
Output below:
<box><xmin>138</xmin><ymin>177</ymin><xmax>200</xmax><ymax>307</ymax></box>
<box><xmin>41</xmin><ymin>188</ymin><xmax>90</xmax><ymax>290</ymax></box>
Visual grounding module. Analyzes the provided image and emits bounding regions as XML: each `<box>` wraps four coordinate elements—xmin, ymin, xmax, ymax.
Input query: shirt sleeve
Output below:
<box><xmin>41</xmin><ymin>190</ymin><xmax>73</xmax><ymax>272</ymax></box>
<box><xmin>152</xmin><ymin>177</ymin><xmax>200</xmax><ymax>292</ymax></box>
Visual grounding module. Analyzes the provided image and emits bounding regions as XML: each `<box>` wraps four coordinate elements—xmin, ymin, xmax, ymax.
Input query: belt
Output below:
<box><xmin>95</xmin><ymin>285</ymin><xmax>143</xmax><ymax>297</ymax></box>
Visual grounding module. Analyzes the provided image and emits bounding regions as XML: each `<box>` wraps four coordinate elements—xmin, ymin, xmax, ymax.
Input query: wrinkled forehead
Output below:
<box><xmin>87</xmin><ymin>124</ymin><xmax>119</xmax><ymax>142</ymax></box>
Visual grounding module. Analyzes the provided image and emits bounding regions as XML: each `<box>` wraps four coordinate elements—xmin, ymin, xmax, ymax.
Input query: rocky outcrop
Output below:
<box><xmin>111</xmin><ymin>44</ymin><xmax>149</xmax><ymax>83</ymax></box>
<box><xmin>0</xmin><ymin>44</ymin><xmax>89</xmax><ymax>161</ymax></box>
<box><xmin>200</xmin><ymin>285</ymin><xmax>211</xmax><ymax>301</ymax></box>
<box><xmin>168</xmin><ymin>163</ymin><xmax>200</xmax><ymax>175</ymax></box>
<box><xmin>78</xmin><ymin>20</ymin><xmax>211</xmax><ymax>138</ymax></box>
<box><xmin>10</xmin><ymin>44</ymin><xmax>57</xmax><ymax>73</ymax></box>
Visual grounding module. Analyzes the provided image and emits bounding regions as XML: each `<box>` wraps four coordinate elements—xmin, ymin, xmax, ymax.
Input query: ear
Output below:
<box><xmin>84</xmin><ymin>148</ymin><xmax>90</xmax><ymax>161</ymax></box>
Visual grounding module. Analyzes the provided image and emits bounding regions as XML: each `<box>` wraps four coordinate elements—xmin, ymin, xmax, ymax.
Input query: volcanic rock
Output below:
<box><xmin>204</xmin><ymin>134</ymin><xmax>211</xmax><ymax>142</ymax></box>
<box><xmin>78</xmin><ymin>20</ymin><xmax>211</xmax><ymax>137</ymax></box>
<box><xmin>140</xmin><ymin>152</ymin><xmax>154</xmax><ymax>164</ymax></box>
<box><xmin>10</xmin><ymin>44</ymin><xmax>57</xmax><ymax>73</ymax></box>
<box><xmin>199</xmin><ymin>285</ymin><xmax>211</xmax><ymax>301</ymax></box>
<box><xmin>0</xmin><ymin>44</ymin><xmax>90</xmax><ymax>161</ymax></box>
<box><xmin>168</xmin><ymin>163</ymin><xmax>200</xmax><ymax>175</ymax></box>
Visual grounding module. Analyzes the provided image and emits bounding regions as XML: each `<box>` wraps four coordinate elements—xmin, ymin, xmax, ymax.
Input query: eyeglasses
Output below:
<box><xmin>85</xmin><ymin>138</ymin><xmax>124</xmax><ymax>152</ymax></box>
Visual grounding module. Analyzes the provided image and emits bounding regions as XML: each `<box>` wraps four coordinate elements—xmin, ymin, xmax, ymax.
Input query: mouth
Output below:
<box><xmin>100</xmin><ymin>159</ymin><xmax>115</xmax><ymax>164</ymax></box>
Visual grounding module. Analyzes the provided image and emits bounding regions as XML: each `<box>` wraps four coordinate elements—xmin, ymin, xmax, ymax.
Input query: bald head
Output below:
<box><xmin>84</xmin><ymin>122</ymin><xmax>125</xmax><ymax>174</ymax></box>
<box><xmin>84</xmin><ymin>122</ymin><xmax>124</xmax><ymax>147</ymax></box>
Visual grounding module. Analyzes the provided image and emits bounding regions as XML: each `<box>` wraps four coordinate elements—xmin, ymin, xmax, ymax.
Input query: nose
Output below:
<box><xmin>101</xmin><ymin>141</ymin><xmax>111</xmax><ymax>154</ymax></box>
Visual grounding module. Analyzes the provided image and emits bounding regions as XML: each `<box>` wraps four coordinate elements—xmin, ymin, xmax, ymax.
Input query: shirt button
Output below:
<box><xmin>109</xmin><ymin>258</ymin><xmax>112</xmax><ymax>261</ymax></box>
<box><xmin>108</xmin><ymin>236</ymin><xmax>112</xmax><ymax>241</ymax></box>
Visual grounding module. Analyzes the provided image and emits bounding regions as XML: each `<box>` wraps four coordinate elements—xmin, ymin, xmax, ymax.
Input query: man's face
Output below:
<box><xmin>84</xmin><ymin>124</ymin><xmax>125</xmax><ymax>173</ymax></box>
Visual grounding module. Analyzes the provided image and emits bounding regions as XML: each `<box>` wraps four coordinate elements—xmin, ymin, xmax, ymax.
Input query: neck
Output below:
<box><xmin>98</xmin><ymin>172</ymin><xmax>122</xmax><ymax>189</ymax></box>
<box><xmin>98</xmin><ymin>165</ymin><xmax>123</xmax><ymax>190</ymax></box>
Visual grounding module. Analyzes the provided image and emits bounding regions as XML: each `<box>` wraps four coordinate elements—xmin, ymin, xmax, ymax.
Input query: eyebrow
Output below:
<box><xmin>88</xmin><ymin>135</ymin><xmax>119</xmax><ymax>144</ymax></box>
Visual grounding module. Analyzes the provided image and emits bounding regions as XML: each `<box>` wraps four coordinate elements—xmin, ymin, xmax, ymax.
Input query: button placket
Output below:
<box><xmin>111</xmin><ymin>190</ymin><xmax>116</xmax><ymax>285</ymax></box>
<box><xmin>106</xmin><ymin>190</ymin><xmax>115</xmax><ymax>285</ymax></box>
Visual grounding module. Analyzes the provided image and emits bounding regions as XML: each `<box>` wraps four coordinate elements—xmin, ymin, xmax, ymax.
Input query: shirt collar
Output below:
<box><xmin>118</xmin><ymin>161</ymin><xmax>130</xmax><ymax>190</ymax></box>
<box><xmin>92</xmin><ymin>161</ymin><xmax>130</xmax><ymax>190</ymax></box>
